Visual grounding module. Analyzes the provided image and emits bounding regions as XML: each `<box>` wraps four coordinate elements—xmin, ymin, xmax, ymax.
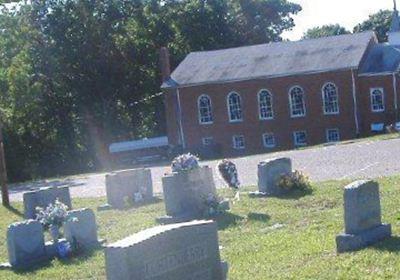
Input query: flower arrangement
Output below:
<box><xmin>278</xmin><ymin>170</ymin><xmax>311</xmax><ymax>191</ymax></box>
<box><xmin>203</xmin><ymin>193</ymin><xmax>226</xmax><ymax>217</ymax></box>
<box><xmin>36</xmin><ymin>199</ymin><xmax>69</xmax><ymax>229</ymax></box>
<box><xmin>171</xmin><ymin>153</ymin><xmax>200</xmax><ymax>173</ymax></box>
<box><xmin>217</xmin><ymin>159</ymin><xmax>240</xmax><ymax>189</ymax></box>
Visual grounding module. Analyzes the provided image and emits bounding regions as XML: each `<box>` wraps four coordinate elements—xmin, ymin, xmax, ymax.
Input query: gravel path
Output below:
<box><xmin>7</xmin><ymin>138</ymin><xmax>400</xmax><ymax>202</ymax></box>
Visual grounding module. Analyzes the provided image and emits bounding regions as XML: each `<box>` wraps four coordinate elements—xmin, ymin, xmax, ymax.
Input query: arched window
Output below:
<box><xmin>289</xmin><ymin>86</ymin><xmax>306</xmax><ymax>117</ymax></box>
<box><xmin>258</xmin><ymin>89</ymin><xmax>273</xmax><ymax>120</ymax></box>
<box><xmin>370</xmin><ymin>88</ymin><xmax>385</xmax><ymax>112</ymax></box>
<box><xmin>198</xmin><ymin>95</ymin><xmax>213</xmax><ymax>124</ymax></box>
<box><xmin>227</xmin><ymin>92</ymin><xmax>243</xmax><ymax>122</ymax></box>
<box><xmin>322</xmin><ymin>82</ymin><xmax>339</xmax><ymax>114</ymax></box>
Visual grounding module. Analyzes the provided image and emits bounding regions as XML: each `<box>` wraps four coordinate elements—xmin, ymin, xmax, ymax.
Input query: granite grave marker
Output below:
<box><xmin>336</xmin><ymin>180</ymin><xmax>392</xmax><ymax>253</ymax></box>
<box><xmin>105</xmin><ymin>220</ymin><xmax>227</xmax><ymax>280</ymax></box>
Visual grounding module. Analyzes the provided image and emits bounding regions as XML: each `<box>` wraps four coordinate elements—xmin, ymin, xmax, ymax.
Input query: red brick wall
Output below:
<box><xmin>164</xmin><ymin>70</ymin><xmax>398</xmax><ymax>157</ymax></box>
<box><xmin>356</xmin><ymin>74</ymin><xmax>398</xmax><ymax>136</ymax></box>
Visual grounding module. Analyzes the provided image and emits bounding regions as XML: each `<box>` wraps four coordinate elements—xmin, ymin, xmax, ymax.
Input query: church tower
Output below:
<box><xmin>389</xmin><ymin>0</ymin><xmax>400</xmax><ymax>45</ymax></box>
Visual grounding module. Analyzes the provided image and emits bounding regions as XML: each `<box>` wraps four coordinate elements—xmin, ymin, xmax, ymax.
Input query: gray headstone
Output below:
<box><xmin>336</xmin><ymin>180</ymin><xmax>392</xmax><ymax>253</ymax></box>
<box><xmin>7</xmin><ymin>220</ymin><xmax>47</xmax><ymax>267</ymax></box>
<box><xmin>23</xmin><ymin>186</ymin><xmax>72</xmax><ymax>219</ymax></box>
<box><xmin>105</xmin><ymin>168</ymin><xmax>153</xmax><ymax>208</ymax></box>
<box><xmin>160</xmin><ymin>166</ymin><xmax>216</xmax><ymax>222</ymax></box>
<box><xmin>105</xmin><ymin>220</ymin><xmax>226</xmax><ymax>280</ymax></box>
<box><xmin>258</xmin><ymin>158</ymin><xmax>292</xmax><ymax>195</ymax></box>
<box><xmin>64</xmin><ymin>208</ymin><xmax>99</xmax><ymax>248</ymax></box>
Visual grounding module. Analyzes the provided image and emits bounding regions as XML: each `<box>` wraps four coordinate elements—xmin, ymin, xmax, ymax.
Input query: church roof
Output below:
<box><xmin>359</xmin><ymin>43</ymin><xmax>400</xmax><ymax>74</ymax></box>
<box><xmin>164</xmin><ymin>31</ymin><xmax>375</xmax><ymax>88</ymax></box>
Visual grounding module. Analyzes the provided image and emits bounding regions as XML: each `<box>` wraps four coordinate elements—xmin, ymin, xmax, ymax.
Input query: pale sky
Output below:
<box><xmin>283</xmin><ymin>0</ymin><xmax>396</xmax><ymax>40</ymax></box>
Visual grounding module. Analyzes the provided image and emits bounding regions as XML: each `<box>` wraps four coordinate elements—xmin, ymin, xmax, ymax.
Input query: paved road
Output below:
<box><xmin>8</xmin><ymin>137</ymin><xmax>400</xmax><ymax>202</ymax></box>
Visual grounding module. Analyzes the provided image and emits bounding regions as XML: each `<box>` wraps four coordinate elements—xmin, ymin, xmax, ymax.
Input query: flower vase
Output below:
<box><xmin>50</xmin><ymin>225</ymin><xmax>60</xmax><ymax>244</ymax></box>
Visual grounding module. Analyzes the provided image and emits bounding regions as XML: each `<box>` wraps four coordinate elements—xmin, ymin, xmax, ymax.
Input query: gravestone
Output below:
<box><xmin>7</xmin><ymin>220</ymin><xmax>47</xmax><ymax>268</ymax></box>
<box><xmin>336</xmin><ymin>180</ymin><xmax>392</xmax><ymax>253</ymax></box>
<box><xmin>255</xmin><ymin>158</ymin><xmax>292</xmax><ymax>196</ymax></box>
<box><xmin>105</xmin><ymin>168</ymin><xmax>153</xmax><ymax>209</ymax></box>
<box><xmin>105</xmin><ymin>220</ymin><xmax>227</xmax><ymax>280</ymax></box>
<box><xmin>158</xmin><ymin>166</ymin><xmax>217</xmax><ymax>223</ymax></box>
<box><xmin>23</xmin><ymin>186</ymin><xmax>72</xmax><ymax>219</ymax></box>
<box><xmin>64</xmin><ymin>208</ymin><xmax>100</xmax><ymax>249</ymax></box>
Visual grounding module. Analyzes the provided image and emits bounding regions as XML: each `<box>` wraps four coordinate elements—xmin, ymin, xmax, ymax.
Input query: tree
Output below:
<box><xmin>302</xmin><ymin>24</ymin><xmax>350</xmax><ymax>39</ymax></box>
<box><xmin>353</xmin><ymin>10</ymin><xmax>392</xmax><ymax>43</ymax></box>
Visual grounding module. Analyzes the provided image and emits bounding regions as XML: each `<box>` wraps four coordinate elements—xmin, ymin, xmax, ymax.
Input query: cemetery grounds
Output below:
<box><xmin>1</xmin><ymin>176</ymin><xmax>400</xmax><ymax>279</ymax></box>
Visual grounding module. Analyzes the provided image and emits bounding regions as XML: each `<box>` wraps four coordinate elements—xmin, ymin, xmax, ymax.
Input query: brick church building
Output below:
<box><xmin>161</xmin><ymin>6</ymin><xmax>400</xmax><ymax>157</ymax></box>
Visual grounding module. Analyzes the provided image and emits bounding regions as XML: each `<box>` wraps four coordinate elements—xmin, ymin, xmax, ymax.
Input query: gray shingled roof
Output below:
<box><xmin>359</xmin><ymin>43</ymin><xmax>400</xmax><ymax>74</ymax></box>
<box><xmin>165</xmin><ymin>32</ymin><xmax>375</xmax><ymax>88</ymax></box>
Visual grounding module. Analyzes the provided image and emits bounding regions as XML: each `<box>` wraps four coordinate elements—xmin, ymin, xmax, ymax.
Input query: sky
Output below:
<box><xmin>282</xmin><ymin>0</ymin><xmax>396</xmax><ymax>40</ymax></box>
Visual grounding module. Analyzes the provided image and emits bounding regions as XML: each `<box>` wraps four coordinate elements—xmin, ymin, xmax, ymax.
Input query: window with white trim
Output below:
<box><xmin>322</xmin><ymin>83</ymin><xmax>339</xmax><ymax>114</ymax></box>
<box><xmin>232</xmin><ymin>135</ymin><xmax>245</xmax><ymax>149</ymax></box>
<box><xmin>289</xmin><ymin>86</ymin><xmax>306</xmax><ymax>117</ymax></box>
<box><xmin>258</xmin><ymin>89</ymin><xmax>273</xmax><ymax>120</ymax></box>
<box><xmin>198</xmin><ymin>95</ymin><xmax>213</xmax><ymax>124</ymax></box>
<box><xmin>202</xmin><ymin>137</ymin><xmax>214</xmax><ymax>146</ymax></box>
<box><xmin>227</xmin><ymin>92</ymin><xmax>243</xmax><ymax>122</ymax></box>
<box><xmin>370</xmin><ymin>88</ymin><xmax>385</xmax><ymax>112</ymax></box>
<box><xmin>263</xmin><ymin>133</ymin><xmax>276</xmax><ymax>148</ymax></box>
<box><xmin>326</xmin><ymin>128</ymin><xmax>340</xmax><ymax>143</ymax></box>
<box><xmin>293</xmin><ymin>131</ymin><xmax>307</xmax><ymax>146</ymax></box>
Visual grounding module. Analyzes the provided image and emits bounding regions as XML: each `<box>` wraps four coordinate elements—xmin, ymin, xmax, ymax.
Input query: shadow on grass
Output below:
<box><xmin>372</xmin><ymin>236</ymin><xmax>400</xmax><ymax>253</ymax></box>
<box><xmin>273</xmin><ymin>188</ymin><xmax>314</xmax><ymax>200</ymax></box>
<box><xmin>247</xmin><ymin>212</ymin><xmax>270</xmax><ymax>223</ymax></box>
<box><xmin>216</xmin><ymin>212</ymin><xmax>244</xmax><ymax>230</ymax></box>
<box><xmin>4</xmin><ymin>205</ymin><xmax>24</xmax><ymax>218</ymax></box>
<box><xmin>12</xmin><ymin>247</ymin><xmax>100</xmax><ymax>274</ymax></box>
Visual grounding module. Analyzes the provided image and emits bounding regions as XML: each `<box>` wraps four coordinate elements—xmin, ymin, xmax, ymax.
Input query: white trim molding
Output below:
<box><xmin>351</xmin><ymin>69</ymin><xmax>360</xmax><ymax>135</ymax></box>
<box><xmin>258</xmin><ymin>89</ymin><xmax>274</xmax><ymax>120</ymax></box>
<box><xmin>370</xmin><ymin>87</ymin><xmax>385</xmax><ymax>113</ymax></box>
<box><xmin>197</xmin><ymin>94</ymin><xmax>213</xmax><ymax>125</ymax></box>
<box><xmin>322</xmin><ymin>82</ymin><xmax>340</xmax><ymax>115</ymax></box>
<box><xmin>227</xmin><ymin>91</ymin><xmax>243</xmax><ymax>123</ymax></box>
<box><xmin>289</xmin><ymin>85</ymin><xmax>306</xmax><ymax>118</ymax></box>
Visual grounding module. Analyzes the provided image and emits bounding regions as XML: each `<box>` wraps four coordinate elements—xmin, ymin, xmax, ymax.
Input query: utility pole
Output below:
<box><xmin>0</xmin><ymin>123</ymin><xmax>9</xmax><ymax>207</ymax></box>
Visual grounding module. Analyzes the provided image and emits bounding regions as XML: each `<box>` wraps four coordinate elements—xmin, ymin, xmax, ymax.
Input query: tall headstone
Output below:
<box><xmin>336</xmin><ymin>180</ymin><xmax>392</xmax><ymax>253</ymax></box>
<box><xmin>105</xmin><ymin>168</ymin><xmax>153</xmax><ymax>208</ymax></box>
<box><xmin>7</xmin><ymin>220</ymin><xmax>47</xmax><ymax>268</ymax></box>
<box><xmin>23</xmin><ymin>186</ymin><xmax>72</xmax><ymax>219</ymax></box>
<box><xmin>64</xmin><ymin>208</ymin><xmax>99</xmax><ymax>249</ymax></box>
<box><xmin>105</xmin><ymin>220</ymin><xmax>227</xmax><ymax>280</ymax></box>
<box><xmin>257</xmin><ymin>158</ymin><xmax>292</xmax><ymax>195</ymax></box>
<box><xmin>158</xmin><ymin>166</ymin><xmax>216</xmax><ymax>223</ymax></box>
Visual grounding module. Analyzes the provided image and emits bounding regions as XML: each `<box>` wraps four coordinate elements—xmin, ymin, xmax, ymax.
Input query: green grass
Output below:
<box><xmin>1</xmin><ymin>176</ymin><xmax>400</xmax><ymax>279</ymax></box>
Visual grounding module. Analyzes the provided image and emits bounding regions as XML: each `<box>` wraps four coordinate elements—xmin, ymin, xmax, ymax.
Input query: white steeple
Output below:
<box><xmin>389</xmin><ymin>0</ymin><xmax>400</xmax><ymax>45</ymax></box>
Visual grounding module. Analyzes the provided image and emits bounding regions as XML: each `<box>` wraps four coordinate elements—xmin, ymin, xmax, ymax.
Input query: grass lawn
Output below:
<box><xmin>1</xmin><ymin>176</ymin><xmax>400</xmax><ymax>279</ymax></box>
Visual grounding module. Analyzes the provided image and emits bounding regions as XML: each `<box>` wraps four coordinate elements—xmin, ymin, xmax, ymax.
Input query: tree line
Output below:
<box><xmin>0</xmin><ymin>0</ymin><xmax>302</xmax><ymax>182</ymax></box>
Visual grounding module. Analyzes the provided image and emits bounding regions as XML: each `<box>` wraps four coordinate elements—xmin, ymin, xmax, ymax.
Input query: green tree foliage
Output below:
<box><xmin>302</xmin><ymin>24</ymin><xmax>350</xmax><ymax>39</ymax></box>
<box><xmin>353</xmin><ymin>10</ymin><xmax>392</xmax><ymax>43</ymax></box>
<box><xmin>0</xmin><ymin>0</ymin><xmax>301</xmax><ymax>181</ymax></box>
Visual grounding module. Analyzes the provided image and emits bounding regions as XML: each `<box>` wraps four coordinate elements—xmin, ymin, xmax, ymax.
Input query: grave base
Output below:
<box><xmin>336</xmin><ymin>224</ymin><xmax>392</xmax><ymax>253</ymax></box>
<box><xmin>248</xmin><ymin>191</ymin><xmax>268</xmax><ymax>197</ymax></box>
<box><xmin>221</xmin><ymin>261</ymin><xmax>229</xmax><ymax>280</ymax></box>
<box><xmin>156</xmin><ymin>215</ymin><xmax>199</xmax><ymax>224</ymax></box>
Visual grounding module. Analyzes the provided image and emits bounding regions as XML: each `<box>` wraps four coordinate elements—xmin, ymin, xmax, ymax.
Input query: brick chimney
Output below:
<box><xmin>159</xmin><ymin>47</ymin><xmax>171</xmax><ymax>82</ymax></box>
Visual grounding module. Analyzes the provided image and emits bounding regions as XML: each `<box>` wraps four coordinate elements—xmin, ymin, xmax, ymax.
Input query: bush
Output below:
<box><xmin>278</xmin><ymin>170</ymin><xmax>311</xmax><ymax>191</ymax></box>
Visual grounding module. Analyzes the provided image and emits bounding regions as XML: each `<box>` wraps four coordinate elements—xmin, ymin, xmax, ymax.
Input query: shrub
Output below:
<box><xmin>278</xmin><ymin>170</ymin><xmax>311</xmax><ymax>191</ymax></box>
